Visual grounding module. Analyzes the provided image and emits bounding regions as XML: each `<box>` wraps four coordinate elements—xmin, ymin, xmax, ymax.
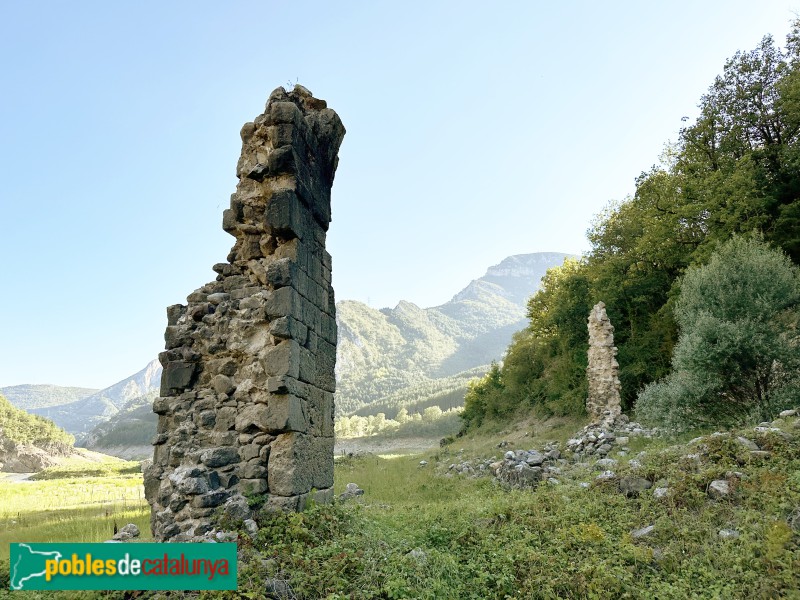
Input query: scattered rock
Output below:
<box><xmin>653</xmin><ymin>487</ymin><xmax>670</xmax><ymax>499</ymax></box>
<box><xmin>631</xmin><ymin>525</ymin><xmax>655</xmax><ymax>540</ymax></box>
<box><xmin>565</xmin><ymin>416</ymin><xmax>655</xmax><ymax>458</ymax></box>
<box><xmin>525</xmin><ymin>451</ymin><xmax>546</xmax><ymax>466</ymax></box>
<box><xmin>264</xmin><ymin>577</ymin><xmax>295</xmax><ymax>599</ymax></box>
<box><xmin>340</xmin><ymin>482</ymin><xmax>364</xmax><ymax>500</ymax></box>
<box><xmin>111</xmin><ymin>524</ymin><xmax>141</xmax><ymax>542</ymax></box>
<box><xmin>708</xmin><ymin>480</ymin><xmax>732</xmax><ymax>499</ymax></box>
<box><xmin>788</xmin><ymin>507</ymin><xmax>800</xmax><ymax>533</ymax></box>
<box><xmin>243</xmin><ymin>519</ymin><xmax>259</xmax><ymax>537</ymax></box>
<box><xmin>735</xmin><ymin>436</ymin><xmax>760</xmax><ymax>451</ymax></box>
<box><xmin>407</xmin><ymin>548</ymin><xmax>428</xmax><ymax>563</ymax></box>
<box><xmin>779</xmin><ymin>409</ymin><xmax>797</xmax><ymax>418</ymax></box>
<box><xmin>619</xmin><ymin>476</ymin><xmax>652</xmax><ymax>497</ymax></box>
<box><xmin>418</xmin><ymin>460</ymin><xmax>428</xmax><ymax>467</ymax></box>
<box><xmin>718</xmin><ymin>529</ymin><xmax>740</xmax><ymax>540</ymax></box>
<box><xmin>596</xmin><ymin>470</ymin><xmax>616</xmax><ymax>481</ymax></box>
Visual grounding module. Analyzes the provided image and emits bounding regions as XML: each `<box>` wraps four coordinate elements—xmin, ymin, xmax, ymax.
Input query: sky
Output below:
<box><xmin>0</xmin><ymin>1</ymin><xmax>798</xmax><ymax>389</ymax></box>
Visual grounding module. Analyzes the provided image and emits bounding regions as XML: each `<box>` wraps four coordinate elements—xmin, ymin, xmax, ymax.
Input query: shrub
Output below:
<box><xmin>637</xmin><ymin>236</ymin><xmax>800</xmax><ymax>429</ymax></box>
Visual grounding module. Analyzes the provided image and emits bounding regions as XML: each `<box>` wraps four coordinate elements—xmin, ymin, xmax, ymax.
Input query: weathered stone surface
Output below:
<box><xmin>340</xmin><ymin>482</ymin><xmax>364</xmax><ymax>500</ymax></box>
<box><xmin>619</xmin><ymin>476</ymin><xmax>653</xmax><ymax>497</ymax></box>
<box><xmin>631</xmin><ymin>525</ymin><xmax>655</xmax><ymax>540</ymax></box>
<box><xmin>268</xmin><ymin>433</ymin><xmax>334</xmax><ymax>496</ymax></box>
<box><xmin>200</xmin><ymin>447</ymin><xmax>240</xmax><ymax>468</ymax></box>
<box><xmin>708</xmin><ymin>479</ymin><xmax>732</xmax><ymax>499</ymax></box>
<box><xmin>145</xmin><ymin>85</ymin><xmax>344</xmax><ymax>542</ymax></box>
<box><xmin>586</xmin><ymin>302</ymin><xmax>622</xmax><ymax>423</ymax></box>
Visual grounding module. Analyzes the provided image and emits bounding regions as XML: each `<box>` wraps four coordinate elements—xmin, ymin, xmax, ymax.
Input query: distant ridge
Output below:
<box><xmin>0</xmin><ymin>385</ymin><xmax>99</xmax><ymax>411</ymax></box>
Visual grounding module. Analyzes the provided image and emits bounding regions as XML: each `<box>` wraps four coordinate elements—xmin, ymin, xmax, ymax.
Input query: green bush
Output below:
<box><xmin>637</xmin><ymin>236</ymin><xmax>800</xmax><ymax>429</ymax></box>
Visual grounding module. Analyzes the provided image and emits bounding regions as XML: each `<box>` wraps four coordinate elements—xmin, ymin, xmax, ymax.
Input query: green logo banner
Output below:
<box><xmin>9</xmin><ymin>543</ymin><xmax>237</xmax><ymax>591</ymax></box>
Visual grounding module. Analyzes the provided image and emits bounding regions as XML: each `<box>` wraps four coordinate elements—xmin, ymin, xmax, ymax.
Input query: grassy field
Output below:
<box><xmin>245</xmin><ymin>415</ymin><xmax>800</xmax><ymax>599</ymax></box>
<box><xmin>0</xmin><ymin>459</ymin><xmax>151</xmax><ymax>565</ymax></box>
<box><xmin>0</xmin><ymin>415</ymin><xmax>798</xmax><ymax>598</ymax></box>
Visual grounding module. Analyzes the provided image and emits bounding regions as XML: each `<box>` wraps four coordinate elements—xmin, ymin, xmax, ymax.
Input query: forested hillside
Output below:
<box><xmin>0</xmin><ymin>394</ymin><xmax>74</xmax><ymax>449</ymax></box>
<box><xmin>336</xmin><ymin>253</ymin><xmax>570</xmax><ymax>415</ymax></box>
<box><xmin>0</xmin><ymin>394</ymin><xmax>74</xmax><ymax>471</ymax></box>
<box><xmin>464</xmin><ymin>26</ymin><xmax>800</xmax><ymax>429</ymax></box>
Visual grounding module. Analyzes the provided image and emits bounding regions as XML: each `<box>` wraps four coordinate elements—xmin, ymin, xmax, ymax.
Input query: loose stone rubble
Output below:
<box><xmin>565</xmin><ymin>415</ymin><xmax>657</xmax><ymax>457</ymax></box>
<box><xmin>586</xmin><ymin>302</ymin><xmax>622</xmax><ymax>423</ymax></box>
<box><xmin>144</xmin><ymin>85</ymin><xmax>345</xmax><ymax>542</ymax></box>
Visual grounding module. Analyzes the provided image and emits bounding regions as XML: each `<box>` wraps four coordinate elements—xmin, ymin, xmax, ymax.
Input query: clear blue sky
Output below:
<box><xmin>1</xmin><ymin>1</ymin><xmax>797</xmax><ymax>388</ymax></box>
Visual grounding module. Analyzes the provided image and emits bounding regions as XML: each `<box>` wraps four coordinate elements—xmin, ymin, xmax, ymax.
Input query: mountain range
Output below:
<box><xmin>1</xmin><ymin>360</ymin><xmax>162</xmax><ymax>438</ymax></box>
<box><xmin>1</xmin><ymin>252</ymin><xmax>571</xmax><ymax>453</ymax></box>
<box><xmin>335</xmin><ymin>252</ymin><xmax>571</xmax><ymax>415</ymax></box>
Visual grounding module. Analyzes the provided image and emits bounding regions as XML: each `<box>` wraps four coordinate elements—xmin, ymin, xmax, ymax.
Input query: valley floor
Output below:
<box><xmin>1</xmin><ymin>413</ymin><xmax>799</xmax><ymax>598</ymax></box>
<box><xmin>334</xmin><ymin>435</ymin><xmax>439</xmax><ymax>456</ymax></box>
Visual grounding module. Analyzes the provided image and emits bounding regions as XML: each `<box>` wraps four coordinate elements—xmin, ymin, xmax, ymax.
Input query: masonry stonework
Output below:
<box><xmin>586</xmin><ymin>301</ymin><xmax>622</xmax><ymax>424</ymax></box>
<box><xmin>143</xmin><ymin>86</ymin><xmax>345</xmax><ymax>541</ymax></box>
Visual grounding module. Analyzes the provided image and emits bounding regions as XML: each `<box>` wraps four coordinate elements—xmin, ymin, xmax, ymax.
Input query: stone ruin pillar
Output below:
<box><xmin>144</xmin><ymin>85</ymin><xmax>345</xmax><ymax>542</ymax></box>
<box><xmin>586</xmin><ymin>301</ymin><xmax>622</xmax><ymax>423</ymax></box>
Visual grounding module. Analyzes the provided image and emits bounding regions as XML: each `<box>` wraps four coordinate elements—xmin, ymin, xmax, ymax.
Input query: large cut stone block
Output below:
<box><xmin>268</xmin><ymin>433</ymin><xmax>334</xmax><ymax>496</ymax></box>
<box><xmin>263</xmin><ymin>394</ymin><xmax>308</xmax><ymax>433</ymax></box>
<box><xmin>265</xmin><ymin>101</ymin><xmax>303</xmax><ymax>126</ymax></box>
<box><xmin>265</xmin><ymin>257</ymin><xmax>296</xmax><ymax>289</ymax></box>
<box><xmin>265</xmin><ymin>287</ymin><xmax>302</xmax><ymax>320</ymax></box>
<box><xmin>265</xmin><ymin>191</ymin><xmax>304</xmax><ymax>240</ymax></box>
<box><xmin>160</xmin><ymin>361</ymin><xmax>196</xmax><ymax>395</ymax></box>
<box><xmin>262</xmin><ymin>339</ymin><xmax>300</xmax><ymax>378</ymax></box>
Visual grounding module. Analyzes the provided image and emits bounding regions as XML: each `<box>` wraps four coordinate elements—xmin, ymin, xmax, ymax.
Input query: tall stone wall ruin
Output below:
<box><xmin>586</xmin><ymin>301</ymin><xmax>622</xmax><ymax>424</ymax></box>
<box><xmin>144</xmin><ymin>85</ymin><xmax>345</xmax><ymax>542</ymax></box>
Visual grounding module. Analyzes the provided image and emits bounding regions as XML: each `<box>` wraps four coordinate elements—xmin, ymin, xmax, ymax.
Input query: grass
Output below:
<box><xmin>28</xmin><ymin>459</ymin><xmax>142</xmax><ymax>481</ymax></box>
<box><xmin>240</xmin><ymin>416</ymin><xmax>800</xmax><ymax>599</ymax></box>
<box><xmin>0</xmin><ymin>416</ymin><xmax>798</xmax><ymax>598</ymax></box>
<box><xmin>0</xmin><ymin>467</ymin><xmax>151</xmax><ymax>564</ymax></box>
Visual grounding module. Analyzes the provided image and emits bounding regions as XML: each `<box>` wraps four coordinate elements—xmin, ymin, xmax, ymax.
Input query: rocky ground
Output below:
<box><xmin>436</xmin><ymin>408</ymin><xmax>800</xmax><ymax>524</ymax></box>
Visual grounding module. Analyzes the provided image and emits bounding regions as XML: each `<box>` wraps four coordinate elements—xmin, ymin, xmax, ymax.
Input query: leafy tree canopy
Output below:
<box><xmin>462</xmin><ymin>21</ymin><xmax>800</xmax><ymax>432</ymax></box>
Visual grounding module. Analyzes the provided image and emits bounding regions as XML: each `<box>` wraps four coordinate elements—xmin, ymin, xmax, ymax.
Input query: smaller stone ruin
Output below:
<box><xmin>144</xmin><ymin>85</ymin><xmax>345</xmax><ymax>542</ymax></box>
<box><xmin>586</xmin><ymin>301</ymin><xmax>622</xmax><ymax>423</ymax></box>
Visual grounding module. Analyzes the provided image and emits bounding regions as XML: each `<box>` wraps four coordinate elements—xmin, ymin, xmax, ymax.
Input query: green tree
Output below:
<box><xmin>637</xmin><ymin>236</ymin><xmax>800</xmax><ymax>428</ymax></box>
<box><xmin>461</xmin><ymin>362</ymin><xmax>503</xmax><ymax>430</ymax></box>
